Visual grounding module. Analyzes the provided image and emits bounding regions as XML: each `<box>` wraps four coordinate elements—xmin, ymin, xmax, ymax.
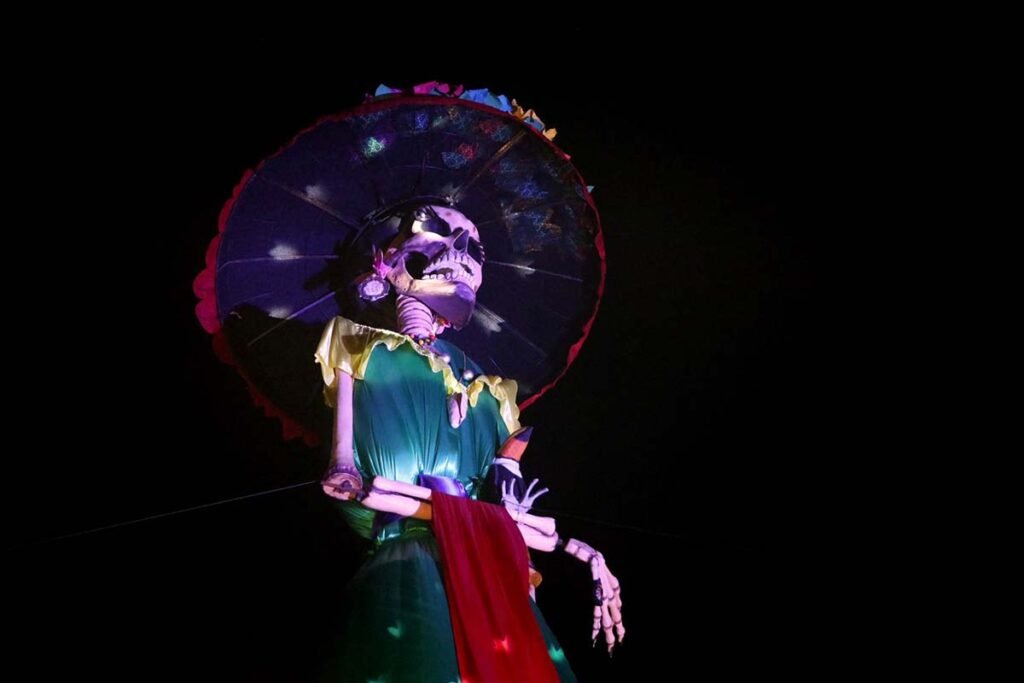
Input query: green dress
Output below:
<box><xmin>315</xmin><ymin>317</ymin><xmax>576</xmax><ymax>682</ymax></box>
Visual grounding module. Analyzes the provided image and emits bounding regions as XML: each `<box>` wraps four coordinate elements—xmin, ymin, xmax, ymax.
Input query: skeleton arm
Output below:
<box><xmin>322</xmin><ymin>411</ymin><xmax>624</xmax><ymax>653</ymax></box>
<box><xmin>319</xmin><ymin>386</ymin><xmax>437</xmax><ymax>521</ymax></box>
<box><xmin>323</xmin><ymin>474</ymin><xmax>556</xmax><ymax>545</ymax></box>
<box><xmin>323</xmin><ymin>472</ymin><xmax>624</xmax><ymax>652</ymax></box>
<box><xmin>321</xmin><ymin>369</ymin><xmax>363</xmax><ymax>497</ymax></box>
<box><xmin>317</xmin><ymin>372</ymin><xmax>552</xmax><ymax>538</ymax></box>
<box><xmin>497</xmin><ymin>477</ymin><xmax>626</xmax><ymax>653</ymax></box>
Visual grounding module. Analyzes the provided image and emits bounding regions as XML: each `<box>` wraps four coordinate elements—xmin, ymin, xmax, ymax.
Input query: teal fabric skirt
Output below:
<box><xmin>319</xmin><ymin>532</ymin><xmax>576</xmax><ymax>682</ymax></box>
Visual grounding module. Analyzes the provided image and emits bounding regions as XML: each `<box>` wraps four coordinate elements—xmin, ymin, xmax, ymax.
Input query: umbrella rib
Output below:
<box><xmin>246</xmin><ymin>290</ymin><xmax>337</xmax><ymax>347</ymax></box>
<box><xmin>218</xmin><ymin>254</ymin><xmax>339</xmax><ymax>271</ymax></box>
<box><xmin>486</xmin><ymin>261</ymin><xmax>583</xmax><ymax>282</ymax></box>
<box><xmin>475</xmin><ymin>302</ymin><xmax>547</xmax><ymax>359</ymax></box>
<box><xmin>486</xmin><ymin>354</ymin><xmax>507</xmax><ymax>377</ymax></box>
<box><xmin>450</xmin><ymin>131</ymin><xmax>527</xmax><ymax>202</ymax></box>
<box><xmin>257</xmin><ymin>173</ymin><xmax>362</xmax><ymax>231</ymax></box>
<box><xmin>372</xmin><ymin>133</ymin><xmax>399</xmax><ymax>208</ymax></box>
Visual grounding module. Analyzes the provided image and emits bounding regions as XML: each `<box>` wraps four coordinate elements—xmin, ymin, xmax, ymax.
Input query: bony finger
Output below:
<box><xmin>530</xmin><ymin>487</ymin><xmax>550</xmax><ymax>503</ymax></box>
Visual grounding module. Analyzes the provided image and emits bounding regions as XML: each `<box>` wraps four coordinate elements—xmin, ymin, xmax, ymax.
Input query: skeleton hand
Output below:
<box><xmin>564</xmin><ymin>538</ymin><xmax>625</xmax><ymax>654</ymax></box>
<box><xmin>501</xmin><ymin>478</ymin><xmax>549</xmax><ymax>520</ymax></box>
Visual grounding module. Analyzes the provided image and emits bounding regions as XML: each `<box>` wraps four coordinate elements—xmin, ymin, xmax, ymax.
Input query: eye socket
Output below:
<box><xmin>420</xmin><ymin>214</ymin><xmax>452</xmax><ymax>236</ymax></box>
<box><xmin>467</xmin><ymin>239</ymin><xmax>485</xmax><ymax>263</ymax></box>
<box><xmin>410</xmin><ymin>207</ymin><xmax>453</xmax><ymax>236</ymax></box>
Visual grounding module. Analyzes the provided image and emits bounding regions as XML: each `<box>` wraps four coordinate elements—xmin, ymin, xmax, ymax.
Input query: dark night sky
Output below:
<box><xmin>12</xmin><ymin>30</ymin><xmax>842</xmax><ymax>680</ymax></box>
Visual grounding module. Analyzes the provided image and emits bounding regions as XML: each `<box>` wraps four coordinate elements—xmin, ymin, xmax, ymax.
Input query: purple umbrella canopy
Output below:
<box><xmin>195</xmin><ymin>83</ymin><xmax>605</xmax><ymax>444</ymax></box>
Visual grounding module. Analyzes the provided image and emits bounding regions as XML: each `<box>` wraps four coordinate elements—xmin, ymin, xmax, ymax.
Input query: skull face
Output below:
<box><xmin>383</xmin><ymin>204</ymin><xmax>485</xmax><ymax>329</ymax></box>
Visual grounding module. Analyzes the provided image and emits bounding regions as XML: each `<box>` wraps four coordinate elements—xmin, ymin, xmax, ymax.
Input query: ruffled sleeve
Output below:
<box><xmin>314</xmin><ymin>316</ymin><xmax>397</xmax><ymax>387</ymax></box>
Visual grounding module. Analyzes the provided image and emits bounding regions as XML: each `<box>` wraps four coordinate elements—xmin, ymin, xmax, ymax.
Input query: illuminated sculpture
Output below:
<box><xmin>196</xmin><ymin>83</ymin><xmax>621</xmax><ymax>682</ymax></box>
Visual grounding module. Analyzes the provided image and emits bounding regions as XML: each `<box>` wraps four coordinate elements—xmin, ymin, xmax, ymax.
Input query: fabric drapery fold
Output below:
<box><xmin>431</xmin><ymin>492</ymin><xmax>561</xmax><ymax>683</ymax></box>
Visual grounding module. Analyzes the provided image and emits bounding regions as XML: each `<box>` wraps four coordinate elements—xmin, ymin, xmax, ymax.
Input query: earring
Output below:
<box><xmin>356</xmin><ymin>247</ymin><xmax>391</xmax><ymax>302</ymax></box>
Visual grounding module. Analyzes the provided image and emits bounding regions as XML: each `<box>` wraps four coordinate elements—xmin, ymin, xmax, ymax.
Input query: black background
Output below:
<box><xmin>12</xmin><ymin>28</ymin><xmax>843</xmax><ymax>680</ymax></box>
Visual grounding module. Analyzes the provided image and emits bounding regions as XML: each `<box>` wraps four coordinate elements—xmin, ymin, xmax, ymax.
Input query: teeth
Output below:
<box><xmin>421</xmin><ymin>250</ymin><xmax>475</xmax><ymax>283</ymax></box>
<box><xmin>423</xmin><ymin>270</ymin><xmax>470</xmax><ymax>281</ymax></box>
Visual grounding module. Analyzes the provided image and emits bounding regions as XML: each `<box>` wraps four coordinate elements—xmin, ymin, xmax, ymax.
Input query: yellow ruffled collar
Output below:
<box><xmin>315</xmin><ymin>316</ymin><xmax>522</xmax><ymax>434</ymax></box>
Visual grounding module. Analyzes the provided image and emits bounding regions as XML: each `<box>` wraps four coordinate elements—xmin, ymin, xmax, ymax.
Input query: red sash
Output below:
<box><xmin>431</xmin><ymin>492</ymin><xmax>560</xmax><ymax>683</ymax></box>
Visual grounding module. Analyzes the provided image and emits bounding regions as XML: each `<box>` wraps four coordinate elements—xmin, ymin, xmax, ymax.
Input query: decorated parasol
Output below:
<box><xmin>194</xmin><ymin>82</ymin><xmax>605</xmax><ymax>444</ymax></box>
